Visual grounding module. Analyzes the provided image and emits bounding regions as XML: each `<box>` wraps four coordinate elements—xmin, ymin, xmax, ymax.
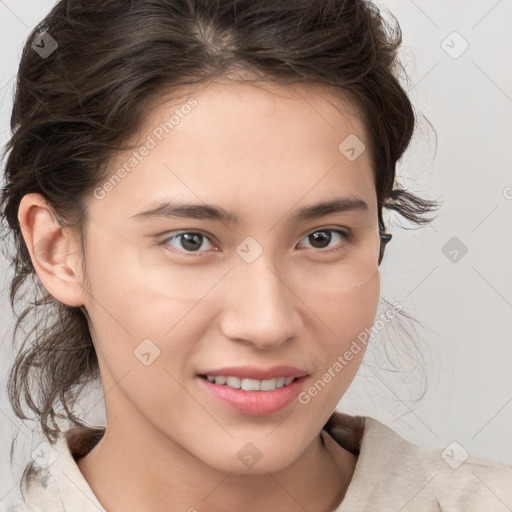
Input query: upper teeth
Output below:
<box><xmin>206</xmin><ymin>375</ymin><xmax>295</xmax><ymax>390</ymax></box>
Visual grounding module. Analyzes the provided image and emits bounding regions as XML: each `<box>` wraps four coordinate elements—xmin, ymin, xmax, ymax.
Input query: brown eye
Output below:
<box><xmin>163</xmin><ymin>231</ymin><xmax>215</xmax><ymax>253</ymax></box>
<box><xmin>298</xmin><ymin>229</ymin><xmax>349</xmax><ymax>251</ymax></box>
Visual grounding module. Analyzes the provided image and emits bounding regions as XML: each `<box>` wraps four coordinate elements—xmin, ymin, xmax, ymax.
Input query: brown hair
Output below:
<box><xmin>1</xmin><ymin>0</ymin><xmax>440</xmax><ymax>443</ymax></box>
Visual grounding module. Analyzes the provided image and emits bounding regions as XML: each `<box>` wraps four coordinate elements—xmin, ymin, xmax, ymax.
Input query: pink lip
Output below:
<box><xmin>196</xmin><ymin>375</ymin><xmax>308</xmax><ymax>416</ymax></box>
<box><xmin>197</xmin><ymin>365</ymin><xmax>308</xmax><ymax>380</ymax></box>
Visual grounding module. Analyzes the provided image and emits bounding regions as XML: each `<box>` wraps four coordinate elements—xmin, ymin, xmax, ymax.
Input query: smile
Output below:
<box><xmin>200</xmin><ymin>375</ymin><xmax>296</xmax><ymax>391</ymax></box>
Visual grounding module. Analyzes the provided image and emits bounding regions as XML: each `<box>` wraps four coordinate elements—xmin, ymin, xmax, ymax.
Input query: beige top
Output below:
<box><xmin>3</xmin><ymin>412</ymin><xmax>512</xmax><ymax>512</ymax></box>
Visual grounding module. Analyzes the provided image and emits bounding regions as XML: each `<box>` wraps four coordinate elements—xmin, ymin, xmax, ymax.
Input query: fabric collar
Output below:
<box><xmin>19</xmin><ymin>412</ymin><xmax>436</xmax><ymax>511</ymax></box>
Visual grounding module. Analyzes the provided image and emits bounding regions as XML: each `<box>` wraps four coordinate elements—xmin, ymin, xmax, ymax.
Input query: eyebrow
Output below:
<box><xmin>131</xmin><ymin>196</ymin><xmax>368</xmax><ymax>224</ymax></box>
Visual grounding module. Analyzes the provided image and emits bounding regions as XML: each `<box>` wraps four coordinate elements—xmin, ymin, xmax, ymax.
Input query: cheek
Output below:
<box><xmin>308</xmin><ymin>269</ymin><xmax>380</xmax><ymax>392</ymax></box>
<box><xmin>82</xmin><ymin>257</ymin><xmax>206</xmax><ymax>430</ymax></box>
<box><xmin>308</xmin><ymin>266</ymin><xmax>380</xmax><ymax>346</ymax></box>
<box><xmin>83</xmin><ymin>232</ymin><xmax>203</xmax><ymax>332</ymax></box>
<box><xmin>81</xmin><ymin>237</ymin><xmax>208</xmax><ymax>391</ymax></box>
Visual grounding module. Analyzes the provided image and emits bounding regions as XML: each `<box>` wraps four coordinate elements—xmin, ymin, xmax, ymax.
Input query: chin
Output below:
<box><xmin>199</xmin><ymin>442</ymin><xmax>301</xmax><ymax>475</ymax></box>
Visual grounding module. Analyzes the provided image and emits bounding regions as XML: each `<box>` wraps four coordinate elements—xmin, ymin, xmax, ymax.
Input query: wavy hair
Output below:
<box><xmin>1</xmin><ymin>0</ymin><xmax>440</xmax><ymax>443</ymax></box>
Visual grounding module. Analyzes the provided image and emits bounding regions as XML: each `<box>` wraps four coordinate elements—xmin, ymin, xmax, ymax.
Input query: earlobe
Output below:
<box><xmin>17</xmin><ymin>193</ymin><xmax>86</xmax><ymax>307</ymax></box>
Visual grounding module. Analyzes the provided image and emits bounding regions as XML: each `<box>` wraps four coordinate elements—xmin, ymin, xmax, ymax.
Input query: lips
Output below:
<box><xmin>197</xmin><ymin>374</ymin><xmax>308</xmax><ymax>416</ymax></box>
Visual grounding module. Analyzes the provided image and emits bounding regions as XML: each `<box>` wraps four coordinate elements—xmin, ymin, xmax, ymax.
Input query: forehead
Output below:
<box><xmin>88</xmin><ymin>80</ymin><xmax>376</xmax><ymax>227</ymax></box>
<box><xmin>143</xmin><ymin>79</ymin><xmax>367</xmax><ymax>140</ymax></box>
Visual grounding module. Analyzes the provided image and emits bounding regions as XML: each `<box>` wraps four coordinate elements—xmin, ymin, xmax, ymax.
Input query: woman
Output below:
<box><xmin>1</xmin><ymin>0</ymin><xmax>511</xmax><ymax>511</ymax></box>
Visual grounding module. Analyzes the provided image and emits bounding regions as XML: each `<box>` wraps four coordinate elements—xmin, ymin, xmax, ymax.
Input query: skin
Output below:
<box><xmin>18</xmin><ymin>80</ymin><xmax>384</xmax><ymax>512</ymax></box>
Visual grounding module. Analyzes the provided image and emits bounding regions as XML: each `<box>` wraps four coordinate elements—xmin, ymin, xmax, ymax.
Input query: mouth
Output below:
<box><xmin>196</xmin><ymin>374</ymin><xmax>308</xmax><ymax>416</ymax></box>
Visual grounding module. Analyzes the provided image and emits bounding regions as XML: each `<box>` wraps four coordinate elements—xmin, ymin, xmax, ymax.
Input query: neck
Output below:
<box><xmin>76</xmin><ymin>417</ymin><xmax>357</xmax><ymax>512</ymax></box>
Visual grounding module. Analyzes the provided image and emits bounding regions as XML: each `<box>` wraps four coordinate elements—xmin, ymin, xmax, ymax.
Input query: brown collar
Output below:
<box><xmin>322</xmin><ymin>411</ymin><xmax>365</xmax><ymax>455</ymax></box>
<box><xmin>65</xmin><ymin>425</ymin><xmax>105</xmax><ymax>461</ymax></box>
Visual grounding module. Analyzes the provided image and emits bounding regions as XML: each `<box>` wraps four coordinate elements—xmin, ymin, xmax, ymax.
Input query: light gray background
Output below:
<box><xmin>1</xmin><ymin>0</ymin><xmax>511</xmax><ymax>506</ymax></box>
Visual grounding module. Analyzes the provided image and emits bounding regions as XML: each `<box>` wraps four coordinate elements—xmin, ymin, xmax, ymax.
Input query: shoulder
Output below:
<box><xmin>417</xmin><ymin>441</ymin><xmax>512</xmax><ymax>509</ymax></box>
<box><xmin>365</xmin><ymin>414</ymin><xmax>512</xmax><ymax>510</ymax></box>
<box><xmin>2</xmin><ymin>426</ymin><xmax>106</xmax><ymax>512</ymax></box>
<box><xmin>325</xmin><ymin>411</ymin><xmax>512</xmax><ymax>511</ymax></box>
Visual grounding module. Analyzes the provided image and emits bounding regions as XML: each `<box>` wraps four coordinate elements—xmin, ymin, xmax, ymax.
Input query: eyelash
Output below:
<box><xmin>160</xmin><ymin>228</ymin><xmax>351</xmax><ymax>256</ymax></box>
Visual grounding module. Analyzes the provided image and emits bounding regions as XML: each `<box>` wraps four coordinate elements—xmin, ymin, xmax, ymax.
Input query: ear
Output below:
<box><xmin>17</xmin><ymin>193</ymin><xmax>87</xmax><ymax>307</ymax></box>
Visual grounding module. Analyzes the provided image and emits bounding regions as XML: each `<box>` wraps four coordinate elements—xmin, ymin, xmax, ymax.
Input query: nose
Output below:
<box><xmin>218</xmin><ymin>255</ymin><xmax>301</xmax><ymax>350</ymax></box>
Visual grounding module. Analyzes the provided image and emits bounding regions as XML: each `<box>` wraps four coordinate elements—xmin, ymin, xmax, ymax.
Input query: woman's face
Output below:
<box><xmin>79</xmin><ymin>80</ymin><xmax>381</xmax><ymax>473</ymax></box>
